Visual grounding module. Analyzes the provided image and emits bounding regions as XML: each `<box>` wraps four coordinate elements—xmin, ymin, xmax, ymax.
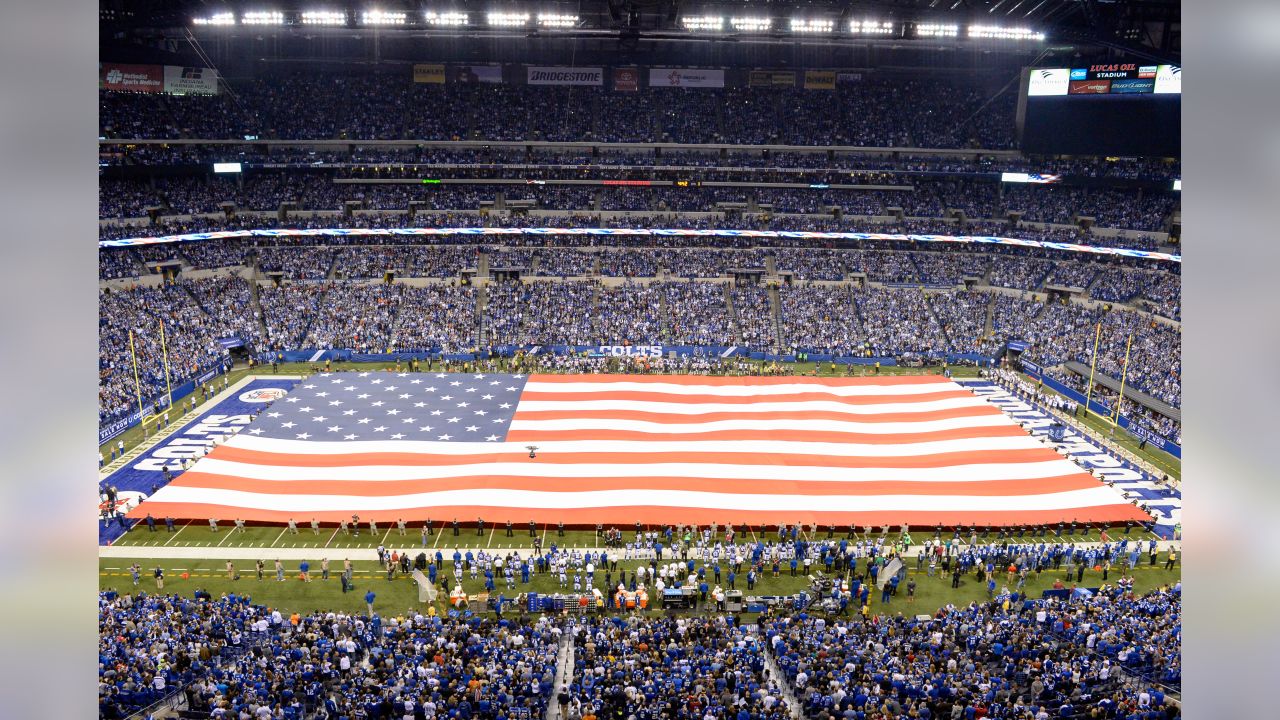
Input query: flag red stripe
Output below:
<box><xmin>129</xmin><ymin>502</ymin><xmax>1152</xmax><ymax>526</ymax></box>
<box><xmin>503</xmin><ymin>426</ymin><xmax>1027</xmax><ymax>444</ymax></box>
<box><xmin>509</xmin><ymin>406</ymin><xmax>1000</xmax><ymax>424</ymax></box>
<box><xmin>526</xmin><ymin>374</ymin><xmax>951</xmax><ymax>386</ymax></box>
<box><xmin>207</xmin><ymin>445</ymin><xmax>1061</xmax><ymax>470</ymax></box>
<box><xmin>163</xmin><ymin>472</ymin><xmax>1104</xmax><ymax>498</ymax></box>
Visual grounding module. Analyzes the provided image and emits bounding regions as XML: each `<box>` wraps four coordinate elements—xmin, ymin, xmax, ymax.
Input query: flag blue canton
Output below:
<box><xmin>246</xmin><ymin>372</ymin><xmax>528</xmax><ymax>442</ymax></box>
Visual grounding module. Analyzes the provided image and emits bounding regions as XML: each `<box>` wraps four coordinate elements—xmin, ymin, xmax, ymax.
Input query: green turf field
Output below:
<box><xmin>109</xmin><ymin>520</ymin><xmax>1166</xmax><ymax>550</ymax></box>
<box><xmin>99</xmin><ymin>551</ymin><xmax>1181</xmax><ymax>620</ymax></box>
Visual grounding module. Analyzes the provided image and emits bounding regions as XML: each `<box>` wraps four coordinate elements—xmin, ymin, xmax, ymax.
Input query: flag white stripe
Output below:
<box><xmin>513</xmin><ymin>397</ymin><xmax>989</xmax><ymax>415</ymax></box>
<box><xmin>507</xmin><ymin>416</ymin><xmax>1008</xmax><ymax>435</ymax></box>
<box><xmin>189</xmin><ymin>457</ymin><xmax>1086</xmax><ymax>483</ymax></box>
<box><xmin>146</xmin><ymin>485</ymin><xmax>1130</xmax><ymax>513</ymax></box>
<box><xmin>223</xmin><ymin>434</ymin><xmax>1047</xmax><ymax>457</ymax></box>
<box><xmin>522</xmin><ymin>380</ymin><xmax>956</xmax><ymax>397</ymax></box>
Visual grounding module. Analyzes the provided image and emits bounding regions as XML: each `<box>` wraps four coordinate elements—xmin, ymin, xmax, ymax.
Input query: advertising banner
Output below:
<box><xmin>837</xmin><ymin>72</ymin><xmax>863</xmax><ymax>83</ymax></box>
<box><xmin>413</xmin><ymin>64</ymin><xmax>446</xmax><ymax>84</ymax></box>
<box><xmin>527</xmin><ymin>66</ymin><xmax>604</xmax><ymax>86</ymax></box>
<box><xmin>1027</xmin><ymin>68</ymin><xmax>1070</xmax><ymax>96</ymax></box>
<box><xmin>1109</xmin><ymin>78</ymin><xmax>1155</xmax><ymax>94</ymax></box>
<box><xmin>100</xmin><ymin>63</ymin><xmax>163</xmax><ymax>93</ymax></box>
<box><xmin>1069</xmin><ymin>79</ymin><xmax>1111</xmax><ymax>95</ymax></box>
<box><xmin>163</xmin><ymin>66</ymin><xmax>219</xmax><ymax>95</ymax></box>
<box><xmin>748</xmin><ymin>70</ymin><xmax>796</xmax><ymax>87</ymax></box>
<box><xmin>455</xmin><ymin>65</ymin><xmax>503</xmax><ymax>83</ymax></box>
<box><xmin>1154</xmin><ymin>65</ymin><xmax>1181</xmax><ymax>94</ymax></box>
<box><xmin>649</xmin><ymin>68</ymin><xmax>725</xmax><ymax>88</ymax></box>
<box><xmin>613</xmin><ymin>67</ymin><xmax>639</xmax><ymax>92</ymax></box>
<box><xmin>804</xmin><ymin>70</ymin><xmax>836</xmax><ymax>89</ymax></box>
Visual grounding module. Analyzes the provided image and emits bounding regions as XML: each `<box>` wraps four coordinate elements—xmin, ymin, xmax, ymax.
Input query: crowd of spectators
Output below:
<box><xmin>100</xmin><ymin>75</ymin><xmax>1018</xmax><ymax>148</ymax></box>
<box><xmin>782</xmin><ymin>284</ymin><xmax>862</xmax><ymax>355</ymax></box>
<box><xmin>570</xmin><ymin>615</ymin><xmax>792</xmax><ymax>720</ymax></box>
<box><xmin>485</xmin><ymin>280</ymin><xmax>597</xmax><ymax>346</ymax></box>
<box><xmin>989</xmin><ymin>257</ymin><xmax>1056</xmax><ymax>291</ymax></box>
<box><xmin>596</xmin><ymin>282</ymin><xmax>664</xmax><ymax>345</ymax></box>
<box><xmin>768</xmin><ymin>583</ymin><xmax>1181</xmax><ymax>720</ymax></box>
<box><xmin>98</xmin><ymin>590</ymin><xmax>559</xmax><ymax>720</ymax></box>
<box><xmin>853</xmin><ymin>288</ymin><xmax>949</xmax><ymax>357</ymax></box>
<box><xmin>391</xmin><ymin>285</ymin><xmax>478</xmax><ymax>353</ymax></box>
<box><xmin>731</xmin><ymin>286</ymin><xmax>780</xmax><ymax>349</ymax></box>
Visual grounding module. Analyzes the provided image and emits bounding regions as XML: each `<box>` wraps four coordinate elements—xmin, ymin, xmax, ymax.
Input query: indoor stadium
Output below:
<box><xmin>96</xmin><ymin>2</ymin><xmax>1182</xmax><ymax>718</ymax></box>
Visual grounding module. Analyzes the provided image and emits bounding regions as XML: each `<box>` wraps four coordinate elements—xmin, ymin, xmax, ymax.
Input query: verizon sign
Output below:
<box><xmin>526</xmin><ymin>66</ymin><xmax>604</xmax><ymax>86</ymax></box>
<box><xmin>649</xmin><ymin>68</ymin><xmax>725</xmax><ymax>88</ymax></box>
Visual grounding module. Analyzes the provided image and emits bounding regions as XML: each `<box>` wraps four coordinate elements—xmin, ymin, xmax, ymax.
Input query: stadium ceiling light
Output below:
<box><xmin>537</xmin><ymin>14</ymin><xmax>578</xmax><ymax>28</ymax></box>
<box><xmin>241</xmin><ymin>11</ymin><xmax>285</xmax><ymax>26</ymax></box>
<box><xmin>193</xmin><ymin>12</ymin><xmax>236</xmax><ymax>26</ymax></box>
<box><xmin>300</xmin><ymin>10</ymin><xmax>346</xmax><ymax>26</ymax></box>
<box><xmin>849</xmin><ymin>20</ymin><xmax>895</xmax><ymax>36</ymax></box>
<box><xmin>488</xmin><ymin>12</ymin><xmax>531</xmax><ymax>27</ymax></box>
<box><xmin>424</xmin><ymin>11</ymin><xmax>468</xmax><ymax>26</ymax></box>
<box><xmin>790</xmin><ymin>19</ymin><xmax>834</xmax><ymax>34</ymax></box>
<box><xmin>968</xmin><ymin>25</ymin><xmax>1045</xmax><ymax>40</ymax></box>
<box><xmin>681</xmin><ymin>16</ymin><xmax>725</xmax><ymax>31</ymax></box>
<box><xmin>361</xmin><ymin>10</ymin><xmax>407</xmax><ymax>25</ymax></box>
<box><xmin>730</xmin><ymin>17</ymin><xmax>773</xmax><ymax>32</ymax></box>
<box><xmin>916</xmin><ymin>23</ymin><xmax>960</xmax><ymax>38</ymax></box>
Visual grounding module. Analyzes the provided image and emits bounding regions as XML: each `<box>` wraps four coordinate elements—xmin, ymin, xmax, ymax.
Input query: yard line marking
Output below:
<box><xmin>269</xmin><ymin>528</ymin><xmax>288</xmax><ymax>548</ymax></box>
<box><xmin>486</xmin><ymin>526</ymin><xmax>496</xmax><ymax>548</ymax></box>
<box><xmin>216</xmin><ymin>530</ymin><xmax>235</xmax><ymax>547</ymax></box>
<box><xmin>380</xmin><ymin>527</ymin><xmax>392</xmax><ymax>546</ymax></box>
<box><xmin>323</xmin><ymin>528</ymin><xmax>339</xmax><ymax>549</ymax></box>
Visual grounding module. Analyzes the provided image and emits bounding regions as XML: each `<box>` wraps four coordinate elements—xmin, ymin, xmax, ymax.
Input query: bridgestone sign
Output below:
<box><xmin>526</xmin><ymin>66</ymin><xmax>604</xmax><ymax>86</ymax></box>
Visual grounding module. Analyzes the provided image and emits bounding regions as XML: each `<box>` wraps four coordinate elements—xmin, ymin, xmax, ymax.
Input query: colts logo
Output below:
<box><xmin>239</xmin><ymin>388</ymin><xmax>288</xmax><ymax>403</ymax></box>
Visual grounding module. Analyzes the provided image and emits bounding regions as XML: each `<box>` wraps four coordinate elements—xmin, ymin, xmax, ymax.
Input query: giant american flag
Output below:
<box><xmin>133</xmin><ymin>372</ymin><xmax>1149</xmax><ymax>526</ymax></box>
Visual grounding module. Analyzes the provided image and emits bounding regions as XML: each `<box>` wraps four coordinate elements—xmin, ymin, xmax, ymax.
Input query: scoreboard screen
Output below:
<box><xmin>1018</xmin><ymin>64</ymin><xmax>1181</xmax><ymax>156</ymax></box>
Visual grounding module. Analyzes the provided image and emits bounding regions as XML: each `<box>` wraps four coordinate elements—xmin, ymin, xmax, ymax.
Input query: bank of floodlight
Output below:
<box><xmin>682</xmin><ymin>16</ymin><xmax>724</xmax><ymax>31</ymax></box>
<box><xmin>730</xmin><ymin>17</ymin><xmax>773</xmax><ymax>32</ymax></box>
<box><xmin>361</xmin><ymin>10</ymin><xmax>407</xmax><ymax>25</ymax></box>
<box><xmin>488</xmin><ymin>12</ymin><xmax>531</xmax><ymax>27</ymax></box>
<box><xmin>537</xmin><ymin>14</ymin><xmax>578</xmax><ymax>28</ymax></box>
<box><xmin>968</xmin><ymin>25</ymin><xmax>1045</xmax><ymax>41</ymax></box>
<box><xmin>300</xmin><ymin>10</ymin><xmax>346</xmax><ymax>25</ymax></box>
<box><xmin>790</xmin><ymin>19</ymin><xmax>834</xmax><ymax>34</ymax></box>
<box><xmin>849</xmin><ymin>20</ymin><xmax>894</xmax><ymax>36</ymax></box>
<box><xmin>424</xmin><ymin>11</ymin><xmax>468</xmax><ymax>26</ymax></box>
<box><xmin>241</xmin><ymin>11</ymin><xmax>284</xmax><ymax>25</ymax></box>
<box><xmin>193</xmin><ymin>12</ymin><xmax>236</xmax><ymax>26</ymax></box>
<box><xmin>917</xmin><ymin>23</ymin><xmax>960</xmax><ymax>38</ymax></box>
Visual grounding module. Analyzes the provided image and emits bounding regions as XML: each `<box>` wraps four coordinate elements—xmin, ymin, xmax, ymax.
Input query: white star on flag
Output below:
<box><xmin>344</xmin><ymin>434</ymin><xmax>358</xmax><ymax>440</ymax></box>
<box><xmin>391</xmin><ymin>433</ymin><xmax>405</xmax><ymax>439</ymax></box>
<box><xmin>486</xmin><ymin>435</ymin><xmax>499</xmax><ymax>441</ymax></box>
<box><xmin>296</xmin><ymin>432</ymin><xmax>311</xmax><ymax>439</ymax></box>
<box><xmin>358</xmin><ymin>418</ymin><xmax>371</xmax><ymax>424</ymax></box>
<box><xmin>327</xmin><ymin>426</ymin><xmax>341</xmax><ymax>432</ymax></box>
<box><xmin>374</xmin><ymin>426</ymin><xmax>387</xmax><ymax>432</ymax></box>
<box><xmin>343</xmin><ymin>409</ymin><xmax>356</xmax><ymax>416</ymax></box>
<box><xmin>466</xmin><ymin>425</ymin><xmax>479</xmax><ymax>432</ymax></box>
<box><xmin>248</xmin><ymin>428</ymin><xmax>263</xmax><ymax>435</ymax></box>
<box><xmin>438</xmin><ymin>434</ymin><xmax>452</xmax><ymax>440</ymax></box>
<box><xmin>281</xmin><ymin>422</ymin><xmax>296</xmax><ymax>429</ymax></box>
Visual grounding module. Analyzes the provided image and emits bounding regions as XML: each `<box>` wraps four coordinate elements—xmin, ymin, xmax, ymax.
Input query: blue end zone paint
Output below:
<box><xmin>958</xmin><ymin>379</ymin><xmax>1181</xmax><ymax>539</ymax></box>
<box><xmin>99</xmin><ymin>378</ymin><xmax>298</xmax><ymax>545</ymax></box>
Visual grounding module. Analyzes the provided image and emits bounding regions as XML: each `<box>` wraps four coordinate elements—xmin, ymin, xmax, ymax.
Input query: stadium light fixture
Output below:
<box><xmin>849</xmin><ymin>20</ymin><xmax>895</xmax><ymax>36</ymax></box>
<box><xmin>424</xmin><ymin>11</ymin><xmax>468</xmax><ymax>26</ymax></box>
<box><xmin>682</xmin><ymin>16</ymin><xmax>725</xmax><ymax>31</ymax></box>
<box><xmin>488</xmin><ymin>12</ymin><xmax>531</xmax><ymax>27</ymax></box>
<box><xmin>361</xmin><ymin>10</ymin><xmax>407</xmax><ymax>25</ymax></box>
<box><xmin>193</xmin><ymin>12</ymin><xmax>236</xmax><ymax>26</ymax></box>
<box><xmin>300</xmin><ymin>10</ymin><xmax>346</xmax><ymax>25</ymax></box>
<box><xmin>537</xmin><ymin>14</ymin><xmax>578</xmax><ymax>28</ymax></box>
<box><xmin>968</xmin><ymin>25</ymin><xmax>1045</xmax><ymax>40</ymax></box>
<box><xmin>916</xmin><ymin>23</ymin><xmax>959</xmax><ymax>38</ymax></box>
<box><xmin>241</xmin><ymin>11</ymin><xmax>285</xmax><ymax>26</ymax></box>
<box><xmin>730</xmin><ymin>17</ymin><xmax>773</xmax><ymax>32</ymax></box>
<box><xmin>790</xmin><ymin>19</ymin><xmax>834</xmax><ymax>34</ymax></box>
